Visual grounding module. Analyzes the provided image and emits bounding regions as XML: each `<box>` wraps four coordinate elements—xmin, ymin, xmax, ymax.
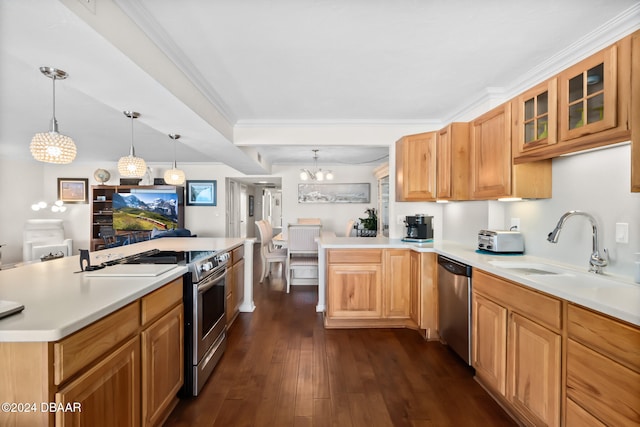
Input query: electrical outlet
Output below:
<box><xmin>616</xmin><ymin>223</ymin><xmax>629</xmax><ymax>243</ymax></box>
<box><xmin>510</xmin><ymin>218</ymin><xmax>521</xmax><ymax>231</ymax></box>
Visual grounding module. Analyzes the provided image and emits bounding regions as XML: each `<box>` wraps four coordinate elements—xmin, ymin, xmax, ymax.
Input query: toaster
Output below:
<box><xmin>478</xmin><ymin>230</ymin><xmax>524</xmax><ymax>253</ymax></box>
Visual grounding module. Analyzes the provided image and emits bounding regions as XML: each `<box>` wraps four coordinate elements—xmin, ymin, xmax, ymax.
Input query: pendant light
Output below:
<box><xmin>117</xmin><ymin>111</ymin><xmax>147</xmax><ymax>178</ymax></box>
<box><xmin>299</xmin><ymin>149</ymin><xmax>333</xmax><ymax>181</ymax></box>
<box><xmin>164</xmin><ymin>133</ymin><xmax>186</xmax><ymax>185</ymax></box>
<box><xmin>30</xmin><ymin>67</ymin><xmax>77</xmax><ymax>164</ymax></box>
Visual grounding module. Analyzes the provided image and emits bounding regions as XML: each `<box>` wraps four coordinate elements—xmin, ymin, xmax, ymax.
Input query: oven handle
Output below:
<box><xmin>197</xmin><ymin>269</ymin><xmax>226</xmax><ymax>293</ymax></box>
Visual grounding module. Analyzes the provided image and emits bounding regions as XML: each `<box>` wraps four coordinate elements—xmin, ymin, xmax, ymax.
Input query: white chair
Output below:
<box><xmin>286</xmin><ymin>223</ymin><xmax>321</xmax><ymax>293</ymax></box>
<box><xmin>23</xmin><ymin>219</ymin><xmax>73</xmax><ymax>262</ymax></box>
<box><xmin>345</xmin><ymin>219</ymin><xmax>355</xmax><ymax>237</ymax></box>
<box><xmin>255</xmin><ymin>220</ymin><xmax>287</xmax><ymax>284</ymax></box>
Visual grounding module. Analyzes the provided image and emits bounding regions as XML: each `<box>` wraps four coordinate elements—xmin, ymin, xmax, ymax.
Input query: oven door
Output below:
<box><xmin>193</xmin><ymin>268</ymin><xmax>227</xmax><ymax>364</ymax></box>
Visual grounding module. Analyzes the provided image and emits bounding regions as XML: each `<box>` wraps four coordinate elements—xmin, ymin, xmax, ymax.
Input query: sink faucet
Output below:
<box><xmin>547</xmin><ymin>210</ymin><xmax>608</xmax><ymax>274</ymax></box>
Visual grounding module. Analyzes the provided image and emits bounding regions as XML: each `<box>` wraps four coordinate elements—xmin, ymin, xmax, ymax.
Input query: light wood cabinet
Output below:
<box><xmin>410</xmin><ymin>251</ymin><xmax>438</xmax><ymax>339</ymax></box>
<box><xmin>473</xmin><ymin>269</ymin><xmax>562</xmax><ymax>427</ymax></box>
<box><xmin>436</xmin><ymin>122</ymin><xmax>471</xmax><ymax>200</ymax></box>
<box><xmin>565</xmin><ymin>304</ymin><xmax>640</xmax><ymax>426</ymax></box>
<box><xmin>632</xmin><ymin>30</ymin><xmax>640</xmax><ymax>192</ymax></box>
<box><xmin>513</xmin><ymin>79</ymin><xmax>557</xmax><ymax>156</ymax></box>
<box><xmin>141</xmin><ymin>304</ymin><xmax>183</xmax><ymax>427</ymax></box>
<box><xmin>395</xmin><ymin>132</ymin><xmax>437</xmax><ymax>201</ymax></box>
<box><xmin>472</xmin><ymin>293</ymin><xmax>507</xmax><ymax>396</ymax></box>
<box><xmin>383</xmin><ymin>249</ymin><xmax>411</xmax><ymax>319</ymax></box>
<box><xmin>55</xmin><ymin>336</ymin><xmax>141</xmax><ymax>427</ymax></box>
<box><xmin>226</xmin><ymin>245</ymin><xmax>245</xmax><ymax>326</ymax></box>
<box><xmin>470</xmin><ymin>102</ymin><xmax>552</xmax><ymax>200</ymax></box>
<box><xmin>0</xmin><ymin>277</ymin><xmax>184</xmax><ymax>427</ymax></box>
<box><xmin>326</xmin><ymin>249</ymin><xmax>420</xmax><ymax>329</ymax></box>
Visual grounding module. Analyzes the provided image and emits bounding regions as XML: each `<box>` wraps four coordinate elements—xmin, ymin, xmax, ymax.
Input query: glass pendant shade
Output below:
<box><xmin>164</xmin><ymin>133</ymin><xmax>185</xmax><ymax>185</ymax></box>
<box><xmin>31</xmin><ymin>67</ymin><xmax>76</xmax><ymax>164</ymax></box>
<box><xmin>117</xmin><ymin>111</ymin><xmax>147</xmax><ymax>178</ymax></box>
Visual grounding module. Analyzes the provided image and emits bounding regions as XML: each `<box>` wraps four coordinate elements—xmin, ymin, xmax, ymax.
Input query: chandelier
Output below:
<box><xmin>117</xmin><ymin>111</ymin><xmax>147</xmax><ymax>178</ymax></box>
<box><xmin>164</xmin><ymin>133</ymin><xmax>186</xmax><ymax>185</ymax></box>
<box><xmin>30</xmin><ymin>67</ymin><xmax>77</xmax><ymax>164</ymax></box>
<box><xmin>300</xmin><ymin>149</ymin><xmax>333</xmax><ymax>181</ymax></box>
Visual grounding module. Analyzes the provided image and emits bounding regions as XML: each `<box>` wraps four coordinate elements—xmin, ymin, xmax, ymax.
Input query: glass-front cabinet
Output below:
<box><xmin>513</xmin><ymin>79</ymin><xmax>557</xmax><ymax>155</ymax></box>
<box><xmin>558</xmin><ymin>45</ymin><xmax>617</xmax><ymax>142</ymax></box>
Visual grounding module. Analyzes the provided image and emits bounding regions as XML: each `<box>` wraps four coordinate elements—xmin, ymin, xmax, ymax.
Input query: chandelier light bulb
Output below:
<box><xmin>164</xmin><ymin>134</ymin><xmax>186</xmax><ymax>185</ymax></box>
<box><xmin>117</xmin><ymin>111</ymin><xmax>147</xmax><ymax>178</ymax></box>
<box><xmin>325</xmin><ymin>171</ymin><xmax>334</xmax><ymax>180</ymax></box>
<box><xmin>300</xmin><ymin>171</ymin><xmax>309</xmax><ymax>180</ymax></box>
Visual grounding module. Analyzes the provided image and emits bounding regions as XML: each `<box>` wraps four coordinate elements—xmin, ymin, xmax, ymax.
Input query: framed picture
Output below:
<box><xmin>298</xmin><ymin>183</ymin><xmax>370</xmax><ymax>204</ymax></box>
<box><xmin>57</xmin><ymin>178</ymin><xmax>88</xmax><ymax>204</ymax></box>
<box><xmin>248</xmin><ymin>195</ymin><xmax>254</xmax><ymax>217</ymax></box>
<box><xmin>186</xmin><ymin>180</ymin><xmax>217</xmax><ymax>206</ymax></box>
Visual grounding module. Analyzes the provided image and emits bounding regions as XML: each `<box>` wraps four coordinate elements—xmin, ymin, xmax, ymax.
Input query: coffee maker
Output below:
<box><xmin>402</xmin><ymin>214</ymin><xmax>434</xmax><ymax>242</ymax></box>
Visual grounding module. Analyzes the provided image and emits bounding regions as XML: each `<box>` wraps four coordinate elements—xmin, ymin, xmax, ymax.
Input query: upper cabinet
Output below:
<box><xmin>395</xmin><ymin>132</ymin><xmax>437</xmax><ymax>201</ymax></box>
<box><xmin>512</xmin><ymin>79</ymin><xmax>557</xmax><ymax>156</ymax></box>
<box><xmin>471</xmin><ymin>102</ymin><xmax>551</xmax><ymax>200</ymax></box>
<box><xmin>632</xmin><ymin>31</ymin><xmax>640</xmax><ymax>192</ymax></box>
<box><xmin>436</xmin><ymin>122</ymin><xmax>470</xmax><ymax>201</ymax></box>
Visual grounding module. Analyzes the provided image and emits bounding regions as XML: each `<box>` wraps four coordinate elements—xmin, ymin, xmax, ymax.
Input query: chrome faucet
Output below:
<box><xmin>547</xmin><ymin>210</ymin><xmax>608</xmax><ymax>274</ymax></box>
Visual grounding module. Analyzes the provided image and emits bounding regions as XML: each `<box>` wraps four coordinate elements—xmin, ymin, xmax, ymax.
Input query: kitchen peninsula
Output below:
<box><xmin>0</xmin><ymin>237</ymin><xmax>254</xmax><ymax>427</ymax></box>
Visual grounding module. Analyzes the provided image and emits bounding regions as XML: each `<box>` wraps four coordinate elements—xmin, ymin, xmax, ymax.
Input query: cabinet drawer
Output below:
<box><xmin>567</xmin><ymin>339</ymin><xmax>640</xmax><ymax>426</ymax></box>
<box><xmin>54</xmin><ymin>301</ymin><xmax>140</xmax><ymax>385</ymax></box>
<box><xmin>231</xmin><ymin>245</ymin><xmax>245</xmax><ymax>264</ymax></box>
<box><xmin>474</xmin><ymin>270</ymin><xmax>562</xmax><ymax>330</ymax></box>
<box><xmin>567</xmin><ymin>303</ymin><xmax>640</xmax><ymax>372</ymax></box>
<box><xmin>327</xmin><ymin>249</ymin><xmax>382</xmax><ymax>264</ymax></box>
<box><xmin>141</xmin><ymin>278</ymin><xmax>183</xmax><ymax>326</ymax></box>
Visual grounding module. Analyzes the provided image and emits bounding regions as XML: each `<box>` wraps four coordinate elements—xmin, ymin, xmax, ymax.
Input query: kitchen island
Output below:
<box><xmin>0</xmin><ymin>237</ymin><xmax>254</xmax><ymax>427</ymax></box>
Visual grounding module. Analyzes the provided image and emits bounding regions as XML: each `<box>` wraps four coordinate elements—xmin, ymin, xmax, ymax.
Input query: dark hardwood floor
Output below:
<box><xmin>165</xmin><ymin>249</ymin><xmax>516</xmax><ymax>427</ymax></box>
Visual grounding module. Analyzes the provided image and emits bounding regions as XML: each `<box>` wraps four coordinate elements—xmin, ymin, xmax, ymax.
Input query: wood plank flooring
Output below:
<box><xmin>165</xmin><ymin>252</ymin><xmax>516</xmax><ymax>427</ymax></box>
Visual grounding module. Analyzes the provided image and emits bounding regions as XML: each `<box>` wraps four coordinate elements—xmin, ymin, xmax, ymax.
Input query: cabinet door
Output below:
<box><xmin>141</xmin><ymin>304</ymin><xmax>183</xmax><ymax>427</ymax></box>
<box><xmin>472</xmin><ymin>293</ymin><xmax>507</xmax><ymax>396</ymax></box>
<box><xmin>559</xmin><ymin>45</ymin><xmax>617</xmax><ymax>142</ymax></box>
<box><xmin>632</xmin><ymin>31</ymin><xmax>640</xmax><ymax>192</ymax></box>
<box><xmin>409</xmin><ymin>251</ymin><xmax>421</xmax><ymax>325</ymax></box>
<box><xmin>395</xmin><ymin>132</ymin><xmax>437</xmax><ymax>201</ymax></box>
<box><xmin>327</xmin><ymin>264</ymin><xmax>382</xmax><ymax>318</ymax></box>
<box><xmin>513</xmin><ymin>79</ymin><xmax>557</xmax><ymax>155</ymax></box>
<box><xmin>436</xmin><ymin>123</ymin><xmax>470</xmax><ymax>200</ymax></box>
<box><xmin>56</xmin><ymin>336</ymin><xmax>141</xmax><ymax>427</ymax></box>
<box><xmin>384</xmin><ymin>249</ymin><xmax>411</xmax><ymax>319</ymax></box>
<box><xmin>507</xmin><ymin>313</ymin><xmax>561</xmax><ymax>427</ymax></box>
<box><xmin>470</xmin><ymin>103</ymin><xmax>512</xmax><ymax>199</ymax></box>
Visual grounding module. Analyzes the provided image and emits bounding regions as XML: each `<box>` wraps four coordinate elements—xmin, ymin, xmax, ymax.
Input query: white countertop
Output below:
<box><xmin>0</xmin><ymin>237</ymin><xmax>247</xmax><ymax>342</ymax></box>
<box><xmin>320</xmin><ymin>237</ymin><xmax>640</xmax><ymax>326</ymax></box>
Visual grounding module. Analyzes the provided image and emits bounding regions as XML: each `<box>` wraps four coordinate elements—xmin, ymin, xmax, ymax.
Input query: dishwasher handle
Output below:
<box><xmin>438</xmin><ymin>255</ymin><xmax>472</xmax><ymax>277</ymax></box>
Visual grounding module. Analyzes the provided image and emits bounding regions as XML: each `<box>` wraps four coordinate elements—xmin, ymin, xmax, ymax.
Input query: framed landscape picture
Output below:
<box><xmin>186</xmin><ymin>180</ymin><xmax>217</xmax><ymax>206</ymax></box>
<box><xmin>298</xmin><ymin>183</ymin><xmax>370</xmax><ymax>204</ymax></box>
<box><xmin>57</xmin><ymin>178</ymin><xmax>88</xmax><ymax>204</ymax></box>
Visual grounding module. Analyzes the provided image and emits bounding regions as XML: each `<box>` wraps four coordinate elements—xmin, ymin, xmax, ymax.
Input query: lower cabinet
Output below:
<box><xmin>410</xmin><ymin>251</ymin><xmax>438</xmax><ymax>339</ymax></box>
<box><xmin>226</xmin><ymin>245</ymin><xmax>245</xmax><ymax>326</ymax></box>
<box><xmin>55</xmin><ymin>336</ymin><xmax>141</xmax><ymax>427</ymax></box>
<box><xmin>0</xmin><ymin>277</ymin><xmax>184</xmax><ymax>427</ymax></box>
<box><xmin>473</xmin><ymin>270</ymin><xmax>562</xmax><ymax>427</ymax></box>
<box><xmin>326</xmin><ymin>248</ymin><xmax>432</xmax><ymax>331</ymax></box>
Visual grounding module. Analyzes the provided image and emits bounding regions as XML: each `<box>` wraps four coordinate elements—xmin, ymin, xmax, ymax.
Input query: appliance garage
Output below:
<box><xmin>120</xmin><ymin>248</ymin><xmax>230</xmax><ymax>396</ymax></box>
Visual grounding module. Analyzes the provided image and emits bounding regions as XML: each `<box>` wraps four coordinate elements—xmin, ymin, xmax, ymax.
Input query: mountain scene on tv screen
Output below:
<box><xmin>112</xmin><ymin>192</ymin><xmax>179</xmax><ymax>231</ymax></box>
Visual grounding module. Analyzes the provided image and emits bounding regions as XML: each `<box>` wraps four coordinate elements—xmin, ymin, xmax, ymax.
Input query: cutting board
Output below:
<box><xmin>85</xmin><ymin>264</ymin><xmax>177</xmax><ymax>277</ymax></box>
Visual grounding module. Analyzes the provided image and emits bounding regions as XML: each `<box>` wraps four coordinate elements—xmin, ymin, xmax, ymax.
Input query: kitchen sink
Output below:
<box><xmin>487</xmin><ymin>260</ymin><xmax>570</xmax><ymax>276</ymax></box>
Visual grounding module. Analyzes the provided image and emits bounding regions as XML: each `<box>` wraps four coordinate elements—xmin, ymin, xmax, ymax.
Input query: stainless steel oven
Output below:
<box><xmin>184</xmin><ymin>250</ymin><xmax>230</xmax><ymax>396</ymax></box>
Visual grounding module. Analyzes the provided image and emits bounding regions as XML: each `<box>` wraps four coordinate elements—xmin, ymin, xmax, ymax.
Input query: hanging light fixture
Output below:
<box><xmin>299</xmin><ymin>149</ymin><xmax>334</xmax><ymax>181</ymax></box>
<box><xmin>164</xmin><ymin>133</ymin><xmax>186</xmax><ymax>185</ymax></box>
<box><xmin>30</xmin><ymin>67</ymin><xmax>77</xmax><ymax>164</ymax></box>
<box><xmin>117</xmin><ymin>111</ymin><xmax>147</xmax><ymax>178</ymax></box>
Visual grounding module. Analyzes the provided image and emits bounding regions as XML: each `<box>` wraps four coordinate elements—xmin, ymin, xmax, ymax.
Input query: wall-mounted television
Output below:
<box><xmin>112</xmin><ymin>192</ymin><xmax>179</xmax><ymax>231</ymax></box>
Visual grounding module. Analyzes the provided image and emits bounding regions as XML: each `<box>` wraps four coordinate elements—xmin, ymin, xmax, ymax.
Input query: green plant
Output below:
<box><xmin>359</xmin><ymin>208</ymin><xmax>378</xmax><ymax>231</ymax></box>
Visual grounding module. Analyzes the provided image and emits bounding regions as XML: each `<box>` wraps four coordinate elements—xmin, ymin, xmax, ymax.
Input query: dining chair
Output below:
<box><xmin>345</xmin><ymin>219</ymin><xmax>355</xmax><ymax>237</ymax></box>
<box><xmin>286</xmin><ymin>223</ymin><xmax>321</xmax><ymax>293</ymax></box>
<box><xmin>297</xmin><ymin>218</ymin><xmax>322</xmax><ymax>225</ymax></box>
<box><xmin>255</xmin><ymin>220</ymin><xmax>287</xmax><ymax>284</ymax></box>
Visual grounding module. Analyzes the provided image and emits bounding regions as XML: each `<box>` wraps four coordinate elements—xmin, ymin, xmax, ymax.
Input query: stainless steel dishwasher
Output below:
<box><xmin>437</xmin><ymin>255</ymin><xmax>472</xmax><ymax>365</ymax></box>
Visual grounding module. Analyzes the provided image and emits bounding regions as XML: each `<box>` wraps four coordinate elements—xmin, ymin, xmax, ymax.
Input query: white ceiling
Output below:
<box><xmin>1</xmin><ymin>0</ymin><xmax>638</xmax><ymax>174</ymax></box>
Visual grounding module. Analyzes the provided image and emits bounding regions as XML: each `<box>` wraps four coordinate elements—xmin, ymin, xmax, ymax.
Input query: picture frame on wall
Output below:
<box><xmin>248</xmin><ymin>195</ymin><xmax>254</xmax><ymax>217</ymax></box>
<box><xmin>57</xmin><ymin>178</ymin><xmax>89</xmax><ymax>204</ymax></box>
<box><xmin>298</xmin><ymin>183</ymin><xmax>370</xmax><ymax>203</ymax></box>
<box><xmin>186</xmin><ymin>180</ymin><xmax>217</xmax><ymax>206</ymax></box>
